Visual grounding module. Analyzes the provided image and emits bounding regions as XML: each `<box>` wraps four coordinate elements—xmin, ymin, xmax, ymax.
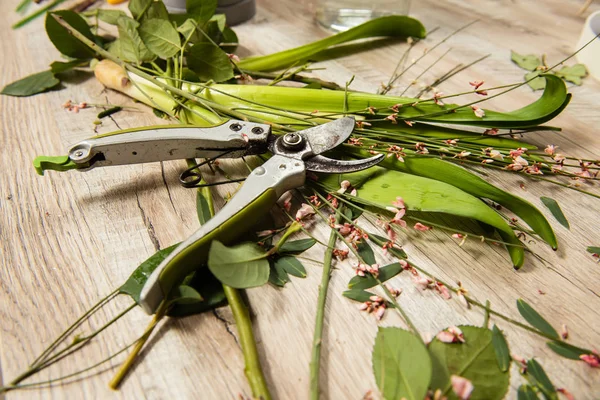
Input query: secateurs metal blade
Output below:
<box><xmin>34</xmin><ymin>117</ymin><xmax>383</xmax><ymax>314</ymax></box>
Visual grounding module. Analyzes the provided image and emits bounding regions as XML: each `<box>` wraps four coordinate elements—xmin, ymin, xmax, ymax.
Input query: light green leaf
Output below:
<box><xmin>586</xmin><ymin>246</ymin><xmax>600</xmax><ymax>254</ymax></box>
<box><xmin>196</xmin><ymin>190</ymin><xmax>212</xmax><ymax>225</ymax></box>
<box><xmin>50</xmin><ymin>59</ymin><xmax>87</xmax><ymax>74</ymax></box>
<box><xmin>525</xmin><ymin>71</ymin><xmax>546</xmax><ymax>90</ymax></box>
<box><xmin>516</xmin><ymin>299</ymin><xmax>559</xmax><ymax>339</ymax></box>
<box><xmin>348</xmin><ymin>263</ymin><xmax>404</xmax><ymax>289</ymax></box>
<box><xmin>555</xmin><ymin>64</ymin><xmax>587</xmax><ymax>85</ymax></box>
<box><xmin>1</xmin><ymin>70</ymin><xmax>59</xmax><ymax>97</ymax></box>
<box><xmin>540</xmin><ymin>196</ymin><xmax>569</xmax><ymax>229</ymax></box>
<box><xmin>96</xmin><ymin>9</ymin><xmax>127</xmax><ymax>25</ymax></box>
<box><xmin>128</xmin><ymin>0</ymin><xmax>151</xmax><ymax>20</ymax></box>
<box><xmin>46</xmin><ymin>11</ymin><xmax>96</xmax><ymax>59</ymax></box>
<box><xmin>428</xmin><ymin>325</ymin><xmax>510</xmax><ymax>400</ymax></box>
<box><xmin>117</xmin><ymin>16</ymin><xmax>156</xmax><ymax>63</ymax></box>
<box><xmin>491</xmin><ymin>325</ymin><xmax>511</xmax><ymax>372</ymax></box>
<box><xmin>511</xmin><ymin>51</ymin><xmax>542</xmax><ymax>71</ymax></box>
<box><xmin>278</xmin><ymin>238</ymin><xmax>316</xmax><ymax>254</ymax></box>
<box><xmin>168</xmin><ymin>284</ymin><xmax>204</xmax><ymax>305</ymax></box>
<box><xmin>177</xmin><ymin>18</ymin><xmax>200</xmax><ymax>42</ymax></box>
<box><xmin>546</xmin><ymin>341</ymin><xmax>590</xmax><ymax>360</ymax></box>
<box><xmin>373</xmin><ymin>327</ymin><xmax>432</xmax><ymax>400</ymax></box>
<box><xmin>238</xmin><ymin>16</ymin><xmax>426</xmax><ymax>71</ymax></box>
<box><xmin>186</xmin><ymin>42</ymin><xmax>234</xmax><ymax>82</ymax></box>
<box><xmin>210</xmin><ymin>13</ymin><xmax>226</xmax><ymax>32</ymax></box>
<box><xmin>342</xmin><ymin>288</ymin><xmax>376</xmax><ymax>303</ymax></box>
<box><xmin>187</xmin><ymin>0</ymin><xmax>217</xmax><ymax>23</ymax></box>
<box><xmin>526</xmin><ymin>359</ymin><xmax>557</xmax><ymax>399</ymax></box>
<box><xmin>518</xmin><ymin>385</ymin><xmax>541</xmax><ymax>400</ymax></box>
<box><xmin>139</xmin><ymin>18</ymin><xmax>182</xmax><ymax>59</ymax></box>
<box><xmin>207</xmin><ymin>241</ymin><xmax>269</xmax><ymax>288</ymax></box>
<box><xmin>274</xmin><ymin>256</ymin><xmax>306</xmax><ymax>278</ymax></box>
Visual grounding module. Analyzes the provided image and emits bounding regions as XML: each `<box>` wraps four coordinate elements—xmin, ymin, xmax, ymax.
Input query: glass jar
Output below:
<box><xmin>315</xmin><ymin>0</ymin><xmax>410</xmax><ymax>32</ymax></box>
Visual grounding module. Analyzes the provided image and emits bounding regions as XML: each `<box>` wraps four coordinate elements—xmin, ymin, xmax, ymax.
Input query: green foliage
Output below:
<box><xmin>139</xmin><ymin>18</ymin><xmax>182</xmax><ymax>59</ymax></box>
<box><xmin>1</xmin><ymin>70</ymin><xmax>59</xmax><ymax>97</ymax></box>
<box><xmin>342</xmin><ymin>288</ymin><xmax>376</xmax><ymax>303</ymax></box>
<box><xmin>274</xmin><ymin>256</ymin><xmax>306</xmax><ymax>278</ymax></box>
<box><xmin>95</xmin><ymin>9</ymin><xmax>127</xmax><ymax>25</ymax></box>
<box><xmin>278</xmin><ymin>238</ymin><xmax>316</xmax><ymax>254</ymax></box>
<box><xmin>554</xmin><ymin>64</ymin><xmax>587</xmax><ymax>85</ymax></box>
<box><xmin>372</xmin><ymin>327</ymin><xmax>432</xmax><ymax>400</ymax></box>
<box><xmin>187</xmin><ymin>0</ymin><xmax>217</xmax><ymax>23</ymax></box>
<box><xmin>196</xmin><ymin>190</ymin><xmax>212</xmax><ymax>224</ymax></box>
<box><xmin>46</xmin><ymin>11</ymin><xmax>95</xmax><ymax>59</ymax></box>
<box><xmin>516</xmin><ymin>299</ymin><xmax>559</xmax><ymax>339</ymax></box>
<box><xmin>518</xmin><ymin>385</ymin><xmax>541</xmax><ymax>400</ymax></box>
<box><xmin>587</xmin><ymin>246</ymin><xmax>600</xmax><ymax>254</ymax></box>
<box><xmin>540</xmin><ymin>196</ymin><xmax>569</xmax><ymax>229</ymax></box>
<box><xmin>356</xmin><ymin>240</ymin><xmax>376</xmax><ymax>265</ymax></box>
<box><xmin>348</xmin><ymin>263</ymin><xmax>404</xmax><ymax>289</ymax></box>
<box><xmin>186</xmin><ymin>42</ymin><xmax>234</xmax><ymax>82</ymax></box>
<box><xmin>116</xmin><ymin>16</ymin><xmax>156</xmax><ymax>63</ymax></box>
<box><xmin>546</xmin><ymin>340</ymin><xmax>590</xmax><ymax>360</ymax></box>
<box><xmin>511</xmin><ymin>51</ymin><xmax>541</xmax><ymax>71</ymax></box>
<box><xmin>428</xmin><ymin>326</ymin><xmax>510</xmax><ymax>400</ymax></box>
<box><xmin>491</xmin><ymin>325</ymin><xmax>511</xmax><ymax>372</ymax></box>
<box><xmin>511</xmin><ymin>50</ymin><xmax>587</xmax><ymax>90</ymax></box>
<box><xmin>526</xmin><ymin>359</ymin><xmax>557</xmax><ymax>399</ymax></box>
<box><xmin>208</xmin><ymin>241</ymin><xmax>270</xmax><ymax>288</ymax></box>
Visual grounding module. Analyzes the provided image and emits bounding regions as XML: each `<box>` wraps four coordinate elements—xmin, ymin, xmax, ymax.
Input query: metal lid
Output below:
<box><xmin>164</xmin><ymin>0</ymin><xmax>255</xmax><ymax>26</ymax></box>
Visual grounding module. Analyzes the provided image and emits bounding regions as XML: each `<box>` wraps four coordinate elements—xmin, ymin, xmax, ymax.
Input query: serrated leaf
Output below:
<box><xmin>117</xmin><ymin>16</ymin><xmax>156</xmax><ymax>64</ymax></box>
<box><xmin>268</xmin><ymin>260</ymin><xmax>289</xmax><ymax>287</ymax></box>
<box><xmin>119</xmin><ymin>243</ymin><xmax>180</xmax><ymax>303</ymax></box>
<box><xmin>540</xmin><ymin>196</ymin><xmax>569</xmax><ymax>229</ymax></box>
<box><xmin>518</xmin><ymin>385</ymin><xmax>541</xmax><ymax>400</ymax></box>
<box><xmin>587</xmin><ymin>246</ymin><xmax>600</xmax><ymax>254</ymax></box>
<box><xmin>555</xmin><ymin>64</ymin><xmax>587</xmax><ymax>85</ymax></box>
<box><xmin>208</xmin><ymin>241</ymin><xmax>269</xmax><ymax>288</ymax></box>
<box><xmin>139</xmin><ymin>18</ymin><xmax>182</xmax><ymax>59</ymax></box>
<box><xmin>1</xmin><ymin>70</ymin><xmax>59</xmax><ymax>97</ymax></box>
<box><xmin>369</xmin><ymin>233</ymin><xmax>407</xmax><ymax>259</ymax></box>
<box><xmin>186</xmin><ymin>42</ymin><xmax>234</xmax><ymax>82</ymax></box>
<box><xmin>348</xmin><ymin>262</ymin><xmax>403</xmax><ymax>289</ymax></box>
<box><xmin>516</xmin><ymin>299</ymin><xmax>559</xmax><ymax>339</ymax></box>
<box><xmin>274</xmin><ymin>256</ymin><xmax>306</xmax><ymax>278</ymax></box>
<box><xmin>342</xmin><ymin>288</ymin><xmax>376</xmax><ymax>303</ymax></box>
<box><xmin>278</xmin><ymin>238</ymin><xmax>316</xmax><ymax>254</ymax></box>
<box><xmin>525</xmin><ymin>71</ymin><xmax>546</xmax><ymax>90</ymax></box>
<box><xmin>491</xmin><ymin>325</ymin><xmax>511</xmax><ymax>372</ymax></box>
<box><xmin>511</xmin><ymin>50</ymin><xmax>542</xmax><ymax>71</ymax></box>
<box><xmin>526</xmin><ymin>359</ymin><xmax>557</xmax><ymax>399</ymax></box>
<box><xmin>373</xmin><ymin>327</ymin><xmax>432</xmax><ymax>400</ymax></box>
<box><xmin>357</xmin><ymin>239</ymin><xmax>376</xmax><ymax>265</ymax></box>
<box><xmin>428</xmin><ymin>325</ymin><xmax>510</xmax><ymax>400</ymax></box>
<box><xmin>546</xmin><ymin>341</ymin><xmax>590</xmax><ymax>360</ymax></box>
<box><xmin>187</xmin><ymin>0</ymin><xmax>217</xmax><ymax>23</ymax></box>
<box><xmin>46</xmin><ymin>11</ymin><xmax>96</xmax><ymax>59</ymax></box>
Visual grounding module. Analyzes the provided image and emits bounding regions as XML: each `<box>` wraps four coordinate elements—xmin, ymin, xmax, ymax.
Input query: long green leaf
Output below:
<box><xmin>274</xmin><ymin>256</ymin><xmax>306</xmax><ymax>278</ymax></box>
<box><xmin>348</xmin><ymin>263</ymin><xmax>404</xmax><ymax>289</ymax></box>
<box><xmin>526</xmin><ymin>359</ymin><xmax>557</xmax><ymax>399</ymax></box>
<box><xmin>238</xmin><ymin>16</ymin><xmax>426</xmax><ymax>71</ymax></box>
<box><xmin>1</xmin><ymin>70</ymin><xmax>60</xmax><ymax>97</ymax></box>
<box><xmin>540</xmin><ymin>196</ymin><xmax>569</xmax><ymax>229</ymax></box>
<box><xmin>546</xmin><ymin>341</ymin><xmax>591</xmax><ymax>360</ymax></box>
<box><xmin>518</xmin><ymin>385</ymin><xmax>541</xmax><ymax>400</ymax></box>
<box><xmin>516</xmin><ymin>299</ymin><xmax>559</xmax><ymax>339</ymax></box>
<box><xmin>491</xmin><ymin>325</ymin><xmax>511</xmax><ymax>372</ymax></box>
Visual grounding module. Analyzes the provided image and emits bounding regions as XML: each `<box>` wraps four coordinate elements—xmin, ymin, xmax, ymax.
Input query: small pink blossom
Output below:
<box><xmin>433</xmin><ymin>91</ymin><xmax>444</xmax><ymax>105</ymax></box>
<box><xmin>580</xmin><ymin>353</ymin><xmax>600</xmax><ymax>368</ymax></box>
<box><xmin>227</xmin><ymin>53</ymin><xmax>241</xmax><ymax>62</ymax></box>
<box><xmin>367</xmin><ymin>106</ymin><xmax>377</xmax><ymax>114</ymax></box>
<box><xmin>544</xmin><ymin>144</ymin><xmax>557</xmax><ymax>156</ymax></box>
<box><xmin>333</xmin><ymin>248</ymin><xmax>349</xmax><ymax>260</ymax></box>
<box><xmin>561</xmin><ymin>324</ymin><xmax>569</xmax><ymax>340</ymax></box>
<box><xmin>451</xmin><ymin>375</ymin><xmax>474</xmax><ymax>400</ymax></box>
<box><xmin>338</xmin><ymin>180</ymin><xmax>351</xmax><ymax>194</ymax></box>
<box><xmin>356</xmin><ymin>120</ymin><xmax>372</xmax><ymax>129</ymax></box>
<box><xmin>308</xmin><ymin>195</ymin><xmax>321</xmax><ymax>207</ymax></box>
<box><xmin>355</xmin><ymin>263</ymin><xmax>368</xmax><ymax>277</ymax></box>
<box><xmin>414</xmin><ymin>222</ymin><xmax>432</xmax><ymax>231</ymax></box>
<box><xmin>557</xmin><ymin>388</ymin><xmax>575</xmax><ymax>400</ymax></box>
<box><xmin>455</xmin><ymin>151</ymin><xmax>471</xmax><ymax>159</ymax></box>
<box><xmin>505</xmin><ymin>163</ymin><xmax>524</xmax><ymax>171</ymax></box>
<box><xmin>390</xmin><ymin>103</ymin><xmax>402</xmax><ymax>112</ymax></box>
<box><xmin>471</xmin><ymin>105</ymin><xmax>485</xmax><ymax>118</ymax></box>
<box><xmin>386</xmin><ymin>284</ymin><xmax>402</xmax><ymax>297</ymax></box>
<box><xmin>348</xmin><ymin>137</ymin><xmax>363</xmax><ymax>146</ymax></box>
<box><xmin>279</xmin><ymin>191</ymin><xmax>292</xmax><ymax>212</ymax></box>
<box><xmin>295</xmin><ymin>203</ymin><xmax>315</xmax><ymax>221</ymax></box>
<box><xmin>415</xmin><ymin>142</ymin><xmax>428</xmax><ymax>154</ymax></box>
<box><xmin>435</xmin><ymin>281</ymin><xmax>452</xmax><ymax>299</ymax></box>
<box><xmin>413</xmin><ymin>276</ymin><xmax>433</xmax><ymax>290</ymax></box>
<box><xmin>436</xmin><ymin>326</ymin><xmax>465</xmax><ymax>343</ymax></box>
<box><xmin>444</xmin><ymin>139</ymin><xmax>459</xmax><ymax>146</ymax></box>
<box><xmin>452</xmin><ymin>233</ymin><xmax>464</xmax><ymax>239</ymax></box>
<box><xmin>483</xmin><ymin>128</ymin><xmax>498</xmax><ymax>135</ymax></box>
<box><xmin>367</xmin><ymin>264</ymin><xmax>380</xmax><ymax>277</ymax></box>
<box><xmin>469</xmin><ymin>80</ymin><xmax>484</xmax><ymax>90</ymax></box>
<box><xmin>385</xmin><ymin>114</ymin><xmax>398</xmax><ymax>124</ymax></box>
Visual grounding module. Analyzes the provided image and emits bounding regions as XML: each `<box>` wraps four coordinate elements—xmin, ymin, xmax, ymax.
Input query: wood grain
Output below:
<box><xmin>1</xmin><ymin>0</ymin><xmax>599</xmax><ymax>399</ymax></box>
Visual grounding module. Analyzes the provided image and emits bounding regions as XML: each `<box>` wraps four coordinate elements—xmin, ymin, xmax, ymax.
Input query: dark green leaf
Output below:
<box><xmin>187</xmin><ymin>0</ymin><xmax>217</xmax><ymax>23</ymax></box>
<box><xmin>278</xmin><ymin>238</ymin><xmax>316</xmax><ymax>254</ymax></box>
<box><xmin>555</xmin><ymin>64</ymin><xmax>587</xmax><ymax>85</ymax></box>
<box><xmin>119</xmin><ymin>243</ymin><xmax>179</xmax><ymax>303</ymax></box>
<box><xmin>167</xmin><ymin>266</ymin><xmax>227</xmax><ymax>317</ymax></box>
<box><xmin>372</xmin><ymin>327</ymin><xmax>432</xmax><ymax>400</ymax></box>
<box><xmin>168</xmin><ymin>284</ymin><xmax>203</xmax><ymax>305</ymax></box>
<box><xmin>516</xmin><ymin>299</ymin><xmax>559</xmax><ymax>339</ymax></box>
<box><xmin>196</xmin><ymin>190</ymin><xmax>212</xmax><ymax>224</ymax></box>
<box><xmin>356</xmin><ymin>240</ymin><xmax>376</xmax><ymax>265</ymax></box>
<box><xmin>50</xmin><ymin>59</ymin><xmax>87</xmax><ymax>74</ymax></box>
<box><xmin>525</xmin><ymin>71</ymin><xmax>546</xmax><ymax>90</ymax></box>
<box><xmin>511</xmin><ymin>51</ymin><xmax>542</xmax><ymax>71</ymax></box>
<box><xmin>210</xmin><ymin>14</ymin><xmax>225</xmax><ymax>31</ymax></box>
<box><xmin>491</xmin><ymin>325</ymin><xmax>511</xmax><ymax>372</ymax></box>
<box><xmin>117</xmin><ymin>16</ymin><xmax>156</xmax><ymax>63</ymax></box>
<box><xmin>274</xmin><ymin>256</ymin><xmax>306</xmax><ymax>278</ymax></box>
<box><xmin>96</xmin><ymin>9</ymin><xmax>127</xmax><ymax>25</ymax></box>
<box><xmin>1</xmin><ymin>70</ymin><xmax>59</xmax><ymax>97</ymax></box>
<box><xmin>303</xmin><ymin>82</ymin><xmax>322</xmax><ymax>89</ymax></box>
<box><xmin>546</xmin><ymin>341</ymin><xmax>590</xmax><ymax>360</ymax></box>
<box><xmin>348</xmin><ymin>262</ymin><xmax>403</xmax><ymax>289</ymax></box>
<box><xmin>268</xmin><ymin>260</ymin><xmax>289</xmax><ymax>287</ymax></box>
<box><xmin>518</xmin><ymin>385</ymin><xmax>541</xmax><ymax>400</ymax></box>
<box><xmin>540</xmin><ymin>196</ymin><xmax>569</xmax><ymax>229</ymax></box>
<box><xmin>221</xmin><ymin>26</ymin><xmax>238</xmax><ymax>52</ymax></box>
<box><xmin>526</xmin><ymin>359</ymin><xmax>557</xmax><ymax>399</ymax></box>
<box><xmin>186</xmin><ymin>42</ymin><xmax>234</xmax><ymax>82</ymax></box>
<box><xmin>587</xmin><ymin>246</ymin><xmax>600</xmax><ymax>254</ymax></box>
<box><xmin>139</xmin><ymin>18</ymin><xmax>182</xmax><ymax>59</ymax></box>
<box><xmin>97</xmin><ymin>106</ymin><xmax>123</xmax><ymax>119</ymax></box>
<box><xmin>342</xmin><ymin>288</ymin><xmax>376</xmax><ymax>303</ymax></box>
<box><xmin>46</xmin><ymin>11</ymin><xmax>96</xmax><ymax>59</ymax></box>
<box><xmin>428</xmin><ymin>325</ymin><xmax>510</xmax><ymax>400</ymax></box>
<box><xmin>369</xmin><ymin>233</ymin><xmax>407</xmax><ymax>259</ymax></box>
<box><xmin>208</xmin><ymin>241</ymin><xmax>269</xmax><ymax>288</ymax></box>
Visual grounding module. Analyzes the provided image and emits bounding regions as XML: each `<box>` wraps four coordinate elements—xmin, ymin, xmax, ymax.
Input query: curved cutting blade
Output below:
<box><xmin>305</xmin><ymin>153</ymin><xmax>384</xmax><ymax>173</ymax></box>
<box><xmin>297</xmin><ymin>117</ymin><xmax>356</xmax><ymax>155</ymax></box>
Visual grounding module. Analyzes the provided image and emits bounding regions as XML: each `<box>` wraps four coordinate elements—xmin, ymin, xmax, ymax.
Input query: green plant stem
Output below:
<box><xmin>268</xmin><ymin>221</ymin><xmax>302</xmax><ymax>255</ymax></box>
<box><xmin>243</xmin><ymin>69</ymin><xmax>344</xmax><ymax>90</ymax></box>
<box><xmin>12</xmin><ymin>0</ymin><xmax>67</xmax><ymax>29</ymax></box>
<box><xmin>223</xmin><ymin>285</ymin><xmax>271</xmax><ymax>400</ymax></box>
<box><xmin>309</xmin><ymin>209</ymin><xmax>341</xmax><ymax>400</ymax></box>
<box><xmin>483</xmin><ymin>300</ymin><xmax>491</xmax><ymax>328</ymax></box>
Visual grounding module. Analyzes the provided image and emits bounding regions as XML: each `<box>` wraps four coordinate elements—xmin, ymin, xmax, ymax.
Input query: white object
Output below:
<box><xmin>576</xmin><ymin>10</ymin><xmax>600</xmax><ymax>81</ymax></box>
<box><xmin>315</xmin><ymin>0</ymin><xmax>410</xmax><ymax>32</ymax></box>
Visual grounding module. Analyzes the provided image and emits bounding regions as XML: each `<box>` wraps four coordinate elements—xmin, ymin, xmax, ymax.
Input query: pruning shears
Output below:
<box><xmin>34</xmin><ymin>117</ymin><xmax>383</xmax><ymax>314</ymax></box>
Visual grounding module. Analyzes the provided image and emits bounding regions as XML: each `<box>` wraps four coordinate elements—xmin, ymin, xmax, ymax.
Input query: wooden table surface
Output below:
<box><xmin>1</xmin><ymin>0</ymin><xmax>600</xmax><ymax>398</ymax></box>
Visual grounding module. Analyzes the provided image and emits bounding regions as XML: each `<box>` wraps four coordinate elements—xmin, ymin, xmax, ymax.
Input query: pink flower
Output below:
<box><xmin>415</xmin><ymin>142</ymin><xmax>428</xmax><ymax>154</ymax></box>
<box><xmin>452</xmin><ymin>233</ymin><xmax>464</xmax><ymax>239</ymax></box>
<box><xmin>367</xmin><ymin>264</ymin><xmax>380</xmax><ymax>277</ymax></box>
<box><xmin>295</xmin><ymin>203</ymin><xmax>315</xmax><ymax>221</ymax></box>
<box><xmin>471</xmin><ymin>105</ymin><xmax>485</xmax><ymax>118</ymax></box>
<box><xmin>392</xmin><ymin>197</ymin><xmax>406</xmax><ymax>209</ymax></box>
<box><xmin>333</xmin><ymin>248</ymin><xmax>349</xmax><ymax>260</ymax></box>
<box><xmin>390</xmin><ymin>103</ymin><xmax>402</xmax><ymax>112</ymax></box>
<box><xmin>404</xmin><ymin>120</ymin><xmax>415</xmax><ymax>127</ymax></box>
<box><xmin>279</xmin><ymin>191</ymin><xmax>293</xmax><ymax>212</ymax></box>
<box><xmin>561</xmin><ymin>324</ymin><xmax>569</xmax><ymax>340</ymax></box>
<box><xmin>227</xmin><ymin>53</ymin><xmax>240</xmax><ymax>62</ymax></box>
<box><xmin>413</xmin><ymin>276</ymin><xmax>433</xmax><ymax>290</ymax></box>
<box><xmin>385</xmin><ymin>114</ymin><xmax>398</xmax><ymax>124</ymax></box>
<box><xmin>433</xmin><ymin>91</ymin><xmax>444</xmax><ymax>105</ymax></box>
<box><xmin>451</xmin><ymin>375</ymin><xmax>474</xmax><ymax>400</ymax></box>
<box><xmin>435</xmin><ymin>281</ymin><xmax>452</xmax><ymax>300</ymax></box>
<box><xmin>513</xmin><ymin>156</ymin><xmax>529</xmax><ymax>166</ymax></box>
<box><xmin>469</xmin><ymin>80</ymin><xmax>484</xmax><ymax>90</ymax></box>
<box><xmin>580</xmin><ymin>353</ymin><xmax>600</xmax><ymax>368</ymax></box>
<box><xmin>338</xmin><ymin>180</ymin><xmax>351</xmax><ymax>194</ymax></box>
<box><xmin>414</xmin><ymin>222</ymin><xmax>432</xmax><ymax>231</ymax></box>
<box><xmin>483</xmin><ymin>128</ymin><xmax>498</xmax><ymax>135</ymax></box>
<box><xmin>444</xmin><ymin>139</ymin><xmax>458</xmax><ymax>146</ymax></box>
<box><xmin>455</xmin><ymin>151</ymin><xmax>471</xmax><ymax>159</ymax></box>
<box><xmin>557</xmin><ymin>388</ymin><xmax>575</xmax><ymax>400</ymax></box>
<box><xmin>436</xmin><ymin>326</ymin><xmax>465</xmax><ymax>343</ymax></box>
<box><xmin>386</xmin><ymin>284</ymin><xmax>402</xmax><ymax>297</ymax></box>
<box><xmin>544</xmin><ymin>144</ymin><xmax>557</xmax><ymax>156</ymax></box>
<box><xmin>356</xmin><ymin>120</ymin><xmax>372</xmax><ymax>129</ymax></box>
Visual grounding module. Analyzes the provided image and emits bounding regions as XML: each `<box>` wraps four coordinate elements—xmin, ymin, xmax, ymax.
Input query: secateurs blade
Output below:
<box><xmin>34</xmin><ymin>117</ymin><xmax>383</xmax><ymax>314</ymax></box>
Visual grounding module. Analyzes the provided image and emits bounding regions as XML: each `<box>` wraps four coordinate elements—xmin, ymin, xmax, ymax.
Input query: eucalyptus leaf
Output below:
<box><xmin>555</xmin><ymin>64</ymin><xmax>587</xmax><ymax>85</ymax></box>
<box><xmin>526</xmin><ymin>359</ymin><xmax>557</xmax><ymax>399</ymax></box>
<box><xmin>119</xmin><ymin>243</ymin><xmax>179</xmax><ymax>303</ymax></box>
<box><xmin>511</xmin><ymin>51</ymin><xmax>542</xmax><ymax>71</ymax></box>
<box><xmin>117</xmin><ymin>16</ymin><xmax>156</xmax><ymax>64</ymax></box>
<box><xmin>372</xmin><ymin>327</ymin><xmax>432</xmax><ymax>400</ymax></box>
<box><xmin>546</xmin><ymin>340</ymin><xmax>590</xmax><ymax>360</ymax></box>
<box><xmin>540</xmin><ymin>196</ymin><xmax>569</xmax><ymax>229</ymax></box>
<box><xmin>342</xmin><ymin>288</ymin><xmax>376</xmax><ymax>303</ymax></box>
<box><xmin>491</xmin><ymin>325</ymin><xmax>511</xmax><ymax>372</ymax></box>
<box><xmin>348</xmin><ymin>262</ymin><xmax>403</xmax><ymax>289</ymax></box>
<box><xmin>208</xmin><ymin>241</ymin><xmax>269</xmax><ymax>288</ymax></box>
<box><xmin>356</xmin><ymin>240</ymin><xmax>376</xmax><ymax>265</ymax></box>
<box><xmin>516</xmin><ymin>299</ymin><xmax>559</xmax><ymax>339</ymax></box>
<box><xmin>274</xmin><ymin>256</ymin><xmax>306</xmax><ymax>278</ymax></box>
<box><xmin>46</xmin><ymin>11</ymin><xmax>96</xmax><ymax>59</ymax></box>
<box><xmin>278</xmin><ymin>238</ymin><xmax>316</xmax><ymax>254</ymax></box>
<box><xmin>428</xmin><ymin>325</ymin><xmax>510</xmax><ymax>400</ymax></box>
<box><xmin>1</xmin><ymin>70</ymin><xmax>59</xmax><ymax>97</ymax></box>
<box><xmin>187</xmin><ymin>0</ymin><xmax>217</xmax><ymax>23</ymax></box>
<box><xmin>139</xmin><ymin>18</ymin><xmax>182</xmax><ymax>59</ymax></box>
<box><xmin>517</xmin><ymin>385</ymin><xmax>541</xmax><ymax>400</ymax></box>
<box><xmin>186</xmin><ymin>42</ymin><xmax>234</xmax><ymax>82</ymax></box>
